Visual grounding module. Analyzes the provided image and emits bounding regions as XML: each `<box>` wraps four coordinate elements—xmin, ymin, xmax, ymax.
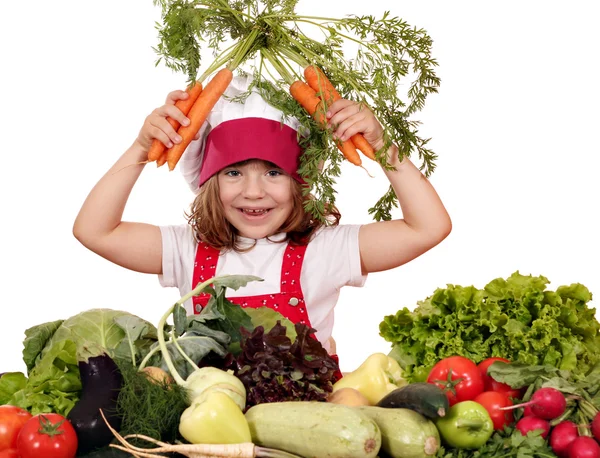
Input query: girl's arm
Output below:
<box><xmin>326</xmin><ymin>100</ymin><xmax>452</xmax><ymax>274</ymax></box>
<box><xmin>72</xmin><ymin>90</ymin><xmax>191</xmax><ymax>274</ymax></box>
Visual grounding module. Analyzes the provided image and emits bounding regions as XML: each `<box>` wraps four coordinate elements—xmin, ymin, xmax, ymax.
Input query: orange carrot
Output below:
<box><xmin>148</xmin><ymin>81</ymin><xmax>203</xmax><ymax>163</ymax></box>
<box><xmin>156</xmin><ymin>151</ymin><xmax>168</xmax><ymax>167</ymax></box>
<box><xmin>303</xmin><ymin>65</ymin><xmax>376</xmax><ymax>160</ymax></box>
<box><xmin>166</xmin><ymin>68</ymin><xmax>234</xmax><ymax>171</ymax></box>
<box><xmin>290</xmin><ymin>80</ymin><xmax>362</xmax><ymax>166</ymax></box>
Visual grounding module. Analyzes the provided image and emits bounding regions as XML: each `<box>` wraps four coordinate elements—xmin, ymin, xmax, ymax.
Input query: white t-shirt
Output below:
<box><xmin>158</xmin><ymin>224</ymin><xmax>367</xmax><ymax>350</ymax></box>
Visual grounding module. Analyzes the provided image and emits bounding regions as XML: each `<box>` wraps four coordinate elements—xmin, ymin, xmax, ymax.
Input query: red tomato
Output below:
<box><xmin>0</xmin><ymin>450</ymin><xmax>19</xmax><ymax>458</ymax></box>
<box><xmin>427</xmin><ymin>356</ymin><xmax>485</xmax><ymax>406</ymax></box>
<box><xmin>17</xmin><ymin>414</ymin><xmax>77</xmax><ymax>458</ymax></box>
<box><xmin>474</xmin><ymin>390</ymin><xmax>514</xmax><ymax>430</ymax></box>
<box><xmin>0</xmin><ymin>405</ymin><xmax>32</xmax><ymax>450</ymax></box>
<box><xmin>477</xmin><ymin>357</ymin><xmax>522</xmax><ymax>399</ymax></box>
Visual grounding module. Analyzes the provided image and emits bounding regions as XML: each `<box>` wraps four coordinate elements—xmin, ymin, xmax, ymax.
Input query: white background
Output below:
<box><xmin>1</xmin><ymin>1</ymin><xmax>598</xmax><ymax>374</ymax></box>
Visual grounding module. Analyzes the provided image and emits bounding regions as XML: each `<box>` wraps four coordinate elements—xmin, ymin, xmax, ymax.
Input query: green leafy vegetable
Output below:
<box><xmin>436</xmin><ymin>428</ymin><xmax>556</xmax><ymax>458</ymax></box>
<box><xmin>0</xmin><ymin>372</ymin><xmax>27</xmax><ymax>404</ymax></box>
<box><xmin>29</xmin><ymin>309</ymin><xmax>159</xmax><ymax>367</ymax></box>
<box><xmin>380</xmin><ymin>271</ymin><xmax>600</xmax><ymax>382</ymax></box>
<box><xmin>8</xmin><ymin>340</ymin><xmax>82</xmax><ymax>416</ymax></box>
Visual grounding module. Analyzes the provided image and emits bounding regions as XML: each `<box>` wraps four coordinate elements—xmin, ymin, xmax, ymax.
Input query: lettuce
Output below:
<box><xmin>380</xmin><ymin>272</ymin><xmax>600</xmax><ymax>382</ymax></box>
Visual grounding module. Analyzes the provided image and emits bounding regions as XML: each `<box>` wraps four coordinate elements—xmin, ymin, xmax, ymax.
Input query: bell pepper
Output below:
<box><xmin>179</xmin><ymin>391</ymin><xmax>252</xmax><ymax>444</ymax></box>
<box><xmin>435</xmin><ymin>400</ymin><xmax>494</xmax><ymax>449</ymax></box>
<box><xmin>332</xmin><ymin>353</ymin><xmax>406</xmax><ymax>405</ymax></box>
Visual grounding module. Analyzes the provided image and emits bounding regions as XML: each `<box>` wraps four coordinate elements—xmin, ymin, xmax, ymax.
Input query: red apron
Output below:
<box><xmin>191</xmin><ymin>241</ymin><xmax>342</xmax><ymax>379</ymax></box>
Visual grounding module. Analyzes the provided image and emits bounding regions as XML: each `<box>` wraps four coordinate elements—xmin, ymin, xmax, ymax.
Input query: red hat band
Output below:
<box><xmin>198</xmin><ymin>117</ymin><xmax>304</xmax><ymax>187</ymax></box>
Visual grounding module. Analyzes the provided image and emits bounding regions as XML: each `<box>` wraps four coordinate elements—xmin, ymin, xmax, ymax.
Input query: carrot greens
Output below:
<box><xmin>152</xmin><ymin>0</ymin><xmax>441</xmax><ymax>222</ymax></box>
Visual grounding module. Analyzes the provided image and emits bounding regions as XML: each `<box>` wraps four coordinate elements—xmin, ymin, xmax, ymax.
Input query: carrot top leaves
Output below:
<box><xmin>152</xmin><ymin>1</ymin><xmax>441</xmax><ymax>222</ymax></box>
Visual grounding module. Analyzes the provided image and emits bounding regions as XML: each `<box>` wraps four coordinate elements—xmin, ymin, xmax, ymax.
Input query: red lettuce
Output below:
<box><xmin>204</xmin><ymin>321</ymin><xmax>339</xmax><ymax>409</ymax></box>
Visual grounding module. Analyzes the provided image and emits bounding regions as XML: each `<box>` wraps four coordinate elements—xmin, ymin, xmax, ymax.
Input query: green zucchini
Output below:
<box><xmin>245</xmin><ymin>401</ymin><xmax>381</xmax><ymax>458</ymax></box>
<box><xmin>357</xmin><ymin>406</ymin><xmax>440</xmax><ymax>458</ymax></box>
<box><xmin>376</xmin><ymin>382</ymin><xmax>449</xmax><ymax>419</ymax></box>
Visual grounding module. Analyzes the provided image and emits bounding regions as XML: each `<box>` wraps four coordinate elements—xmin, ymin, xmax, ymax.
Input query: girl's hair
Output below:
<box><xmin>185</xmin><ymin>162</ymin><xmax>341</xmax><ymax>252</ymax></box>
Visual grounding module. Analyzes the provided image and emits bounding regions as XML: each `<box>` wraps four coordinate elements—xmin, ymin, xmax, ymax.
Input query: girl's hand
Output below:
<box><xmin>134</xmin><ymin>90</ymin><xmax>193</xmax><ymax>152</ymax></box>
<box><xmin>326</xmin><ymin>99</ymin><xmax>385</xmax><ymax>152</ymax></box>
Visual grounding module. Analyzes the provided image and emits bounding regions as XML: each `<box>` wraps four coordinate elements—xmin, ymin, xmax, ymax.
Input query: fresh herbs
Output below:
<box><xmin>380</xmin><ymin>271</ymin><xmax>600</xmax><ymax>383</ymax></box>
<box><xmin>115</xmin><ymin>362</ymin><xmax>189</xmax><ymax>445</ymax></box>
<box><xmin>436</xmin><ymin>428</ymin><xmax>556</xmax><ymax>458</ymax></box>
<box><xmin>151</xmin><ymin>0</ymin><xmax>440</xmax><ymax>221</ymax></box>
<box><xmin>210</xmin><ymin>322</ymin><xmax>340</xmax><ymax>409</ymax></box>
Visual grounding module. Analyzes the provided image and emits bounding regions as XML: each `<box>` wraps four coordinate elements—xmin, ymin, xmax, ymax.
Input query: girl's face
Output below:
<box><xmin>217</xmin><ymin>160</ymin><xmax>295</xmax><ymax>239</ymax></box>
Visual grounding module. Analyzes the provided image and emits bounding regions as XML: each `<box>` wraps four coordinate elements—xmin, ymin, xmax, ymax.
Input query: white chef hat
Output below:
<box><xmin>179</xmin><ymin>74</ymin><xmax>305</xmax><ymax>193</ymax></box>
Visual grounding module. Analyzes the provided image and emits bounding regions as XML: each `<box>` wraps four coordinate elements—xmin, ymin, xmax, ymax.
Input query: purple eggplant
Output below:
<box><xmin>67</xmin><ymin>354</ymin><xmax>123</xmax><ymax>455</ymax></box>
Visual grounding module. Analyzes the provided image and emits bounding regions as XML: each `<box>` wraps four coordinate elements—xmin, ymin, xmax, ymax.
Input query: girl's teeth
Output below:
<box><xmin>243</xmin><ymin>209</ymin><xmax>267</xmax><ymax>214</ymax></box>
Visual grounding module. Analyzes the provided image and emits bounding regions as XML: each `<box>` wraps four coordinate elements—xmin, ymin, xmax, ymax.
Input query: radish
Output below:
<box><xmin>516</xmin><ymin>416</ymin><xmax>551</xmax><ymax>439</ymax></box>
<box><xmin>568</xmin><ymin>436</ymin><xmax>600</xmax><ymax>458</ymax></box>
<box><xmin>592</xmin><ymin>412</ymin><xmax>600</xmax><ymax>442</ymax></box>
<box><xmin>550</xmin><ymin>421</ymin><xmax>579</xmax><ymax>458</ymax></box>
<box><xmin>502</xmin><ymin>387</ymin><xmax>566</xmax><ymax>420</ymax></box>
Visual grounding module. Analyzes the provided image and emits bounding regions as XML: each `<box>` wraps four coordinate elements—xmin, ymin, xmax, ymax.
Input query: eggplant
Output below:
<box><xmin>67</xmin><ymin>354</ymin><xmax>123</xmax><ymax>456</ymax></box>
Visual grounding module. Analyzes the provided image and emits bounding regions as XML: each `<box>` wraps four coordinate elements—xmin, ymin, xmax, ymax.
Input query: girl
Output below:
<box><xmin>73</xmin><ymin>75</ymin><xmax>451</xmax><ymax>357</ymax></box>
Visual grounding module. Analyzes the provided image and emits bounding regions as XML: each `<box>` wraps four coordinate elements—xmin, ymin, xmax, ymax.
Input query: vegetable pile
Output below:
<box><xmin>380</xmin><ymin>271</ymin><xmax>600</xmax><ymax>382</ymax></box>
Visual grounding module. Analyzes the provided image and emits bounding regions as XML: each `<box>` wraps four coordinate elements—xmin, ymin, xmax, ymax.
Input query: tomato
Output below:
<box><xmin>427</xmin><ymin>356</ymin><xmax>484</xmax><ymax>406</ymax></box>
<box><xmin>477</xmin><ymin>357</ymin><xmax>523</xmax><ymax>399</ymax></box>
<box><xmin>0</xmin><ymin>405</ymin><xmax>32</xmax><ymax>450</ymax></box>
<box><xmin>0</xmin><ymin>450</ymin><xmax>19</xmax><ymax>458</ymax></box>
<box><xmin>474</xmin><ymin>390</ymin><xmax>514</xmax><ymax>430</ymax></box>
<box><xmin>17</xmin><ymin>414</ymin><xmax>77</xmax><ymax>458</ymax></box>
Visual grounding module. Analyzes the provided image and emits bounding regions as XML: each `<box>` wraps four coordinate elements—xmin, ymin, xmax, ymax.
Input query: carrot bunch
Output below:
<box><xmin>290</xmin><ymin>65</ymin><xmax>376</xmax><ymax>168</ymax></box>
<box><xmin>147</xmin><ymin>68</ymin><xmax>234</xmax><ymax>171</ymax></box>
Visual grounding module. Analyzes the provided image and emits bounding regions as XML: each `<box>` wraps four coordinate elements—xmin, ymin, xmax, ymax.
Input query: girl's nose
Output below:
<box><xmin>241</xmin><ymin>176</ymin><xmax>265</xmax><ymax>198</ymax></box>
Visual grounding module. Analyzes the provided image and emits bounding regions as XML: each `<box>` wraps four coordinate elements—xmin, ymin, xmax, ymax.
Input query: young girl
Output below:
<box><xmin>73</xmin><ymin>75</ymin><xmax>451</xmax><ymax>357</ymax></box>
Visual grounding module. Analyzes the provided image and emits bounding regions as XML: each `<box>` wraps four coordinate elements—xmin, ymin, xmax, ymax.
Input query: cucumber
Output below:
<box><xmin>376</xmin><ymin>382</ymin><xmax>449</xmax><ymax>419</ymax></box>
<box><xmin>357</xmin><ymin>406</ymin><xmax>440</xmax><ymax>458</ymax></box>
<box><xmin>245</xmin><ymin>401</ymin><xmax>381</xmax><ymax>458</ymax></box>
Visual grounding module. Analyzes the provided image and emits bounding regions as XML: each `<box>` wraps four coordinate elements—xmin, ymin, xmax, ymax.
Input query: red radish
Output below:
<box><xmin>502</xmin><ymin>387</ymin><xmax>566</xmax><ymax>420</ymax></box>
<box><xmin>550</xmin><ymin>421</ymin><xmax>579</xmax><ymax>458</ymax></box>
<box><xmin>523</xmin><ymin>404</ymin><xmax>535</xmax><ymax>417</ymax></box>
<box><xmin>592</xmin><ymin>412</ymin><xmax>600</xmax><ymax>442</ymax></box>
<box><xmin>568</xmin><ymin>436</ymin><xmax>600</xmax><ymax>458</ymax></box>
<box><xmin>516</xmin><ymin>416</ymin><xmax>551</xmax><ymax>439</ymax></box>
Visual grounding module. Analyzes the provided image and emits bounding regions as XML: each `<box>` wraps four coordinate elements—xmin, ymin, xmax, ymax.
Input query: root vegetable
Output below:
<box><xmin>502</xmin><ymin>387</ymin><xmax>566</xmax><ymax>420</ymax></box>
<box><xmin>515</xmin><ymin>416</ymin><xmax>551</xmax><ymax>439</ymax></box>
<box><xmin>550</xmin><ymin>421</ymin><xmax>579</xmax><ymax>458</ymax></box>
<box><xmin>568</xmin><ymin>436</ymin><xmax>600</xmax><ymax>458</ymax></box>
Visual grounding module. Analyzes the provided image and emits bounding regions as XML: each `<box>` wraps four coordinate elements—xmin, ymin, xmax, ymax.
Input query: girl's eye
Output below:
<box><xmin>267</xmin><ymin>170</ymin><xmax>283</xmax><ymax>177</ymax></box>
<box><xmin>225</xmin><ymin>170</ymin><xmax>240</xmax><ymax>177</ymax></box>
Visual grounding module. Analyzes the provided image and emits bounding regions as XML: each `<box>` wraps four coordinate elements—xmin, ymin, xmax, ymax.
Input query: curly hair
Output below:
<box><xmin>185</xmin><ymin>162</ymin><xmax>341</xmax><ymax>252</ymax></box>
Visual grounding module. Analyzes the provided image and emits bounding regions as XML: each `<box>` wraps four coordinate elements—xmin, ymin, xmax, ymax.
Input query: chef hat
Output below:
<box><xmin>180</xmin><ymin>75</ymin><xmax>305</xmax><ymax>193</ymax></box>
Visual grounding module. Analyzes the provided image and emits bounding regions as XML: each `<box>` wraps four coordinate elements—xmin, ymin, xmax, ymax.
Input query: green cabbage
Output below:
<box><xmin>380</xmin><ymin>272</ymin><xmax>600</xmax><ymax>382</ymax></box>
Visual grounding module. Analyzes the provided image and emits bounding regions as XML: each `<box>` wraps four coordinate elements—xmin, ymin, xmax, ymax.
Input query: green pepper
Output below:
<box><xmin>435</xmin><ymin>400</ymin><xmax>494</xmax><ymax>449</ymax></box>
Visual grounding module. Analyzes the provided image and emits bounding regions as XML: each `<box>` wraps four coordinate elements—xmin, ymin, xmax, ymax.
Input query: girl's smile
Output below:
<box><xmin>218</xmin><ymin>160</ymin><xmax>294</xmax><ymax>239</ymax></box>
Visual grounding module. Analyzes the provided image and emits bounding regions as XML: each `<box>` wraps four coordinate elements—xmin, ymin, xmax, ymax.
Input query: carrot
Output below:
<box><xmin>166</xmin><ymin>68</ymin><xmax>233</xmax><ymax>171</ymax></box>
<box><xmin>156</xmin><ymin>151</ymin><xmax>168</xmax><ymax>167</ymax></box>
<box><xmin>303</xmin><ymin>65</ymin><xmax>376</xmax><ymax>161</ymax></box>
<box><xmin>290</xmin><ymin>80</ymin><xmax>362</xmax><ymax>166</ymax></box>
<box><xmin>148</xmin><ymin>81</ymin><xmax>203</xmax><ymax>163</ymax></box>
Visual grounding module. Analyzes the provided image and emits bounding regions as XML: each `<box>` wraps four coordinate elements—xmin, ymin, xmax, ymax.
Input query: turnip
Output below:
<box><xmin>516</xmin><ymin>416</ymin><xmax>551</xmax><ymax>439</ymax></box>
<box><xmin>592</xmin><ymin>412</ymin><xmax>600</xmax><ymax>442</ymax></box>
<box><xmin>502</xmin><ymin>387</ymin><xmax>566</xmax><ymax>420</ymax></box>
<box><xmin>550</xmin><ymin>421</ymin><xmax>579</xmax><ymax>458</ymax></box>
<box><xmin>568</xmin><ymin>436</ymin><xmax>600</xmax><ymax>458</ymax></box>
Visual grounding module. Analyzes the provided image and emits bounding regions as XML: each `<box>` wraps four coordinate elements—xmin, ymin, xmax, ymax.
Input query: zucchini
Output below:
<box><xmin>376</xmin><ymin>383</ymin><xmax>449</xmax><ymax>419</ymax></box>
<box><xmin>357</xmin><ymin>406</ymin><xmax>440</xmax><ymax>458</ymax></box>
<box><xmin>245</xmin><ymin>401</ymin><xmax>381</xmax><ymax>458</ymax></box>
